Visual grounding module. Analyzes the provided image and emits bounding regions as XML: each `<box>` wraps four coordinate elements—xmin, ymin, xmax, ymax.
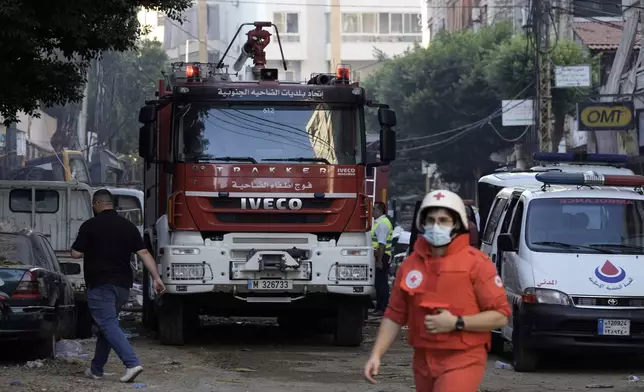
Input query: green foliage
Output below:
<box><xmin>485</xmin><ymin>35</ymin><xmax>598</xmax><ymax>149</ymax></box>
<box><xmin>363</xmin><ymin>23</ymin><xmax>594</xmax><ymax>197</ymax></box>
<box><xmin>86</xmin><ymin>40</ymin><xmax>169</xmax><ymax>154</ymax></box>
<box><xmin>0</xmin><ymin>0</ymin><xmax>191</xmax><ymax>125</ymax></box>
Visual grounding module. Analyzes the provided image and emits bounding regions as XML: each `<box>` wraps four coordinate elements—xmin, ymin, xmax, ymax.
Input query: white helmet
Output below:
<box><xmin>416</xmin><ymin>190</ymin><xmax>469</xmax><ymax>231</ymax></box>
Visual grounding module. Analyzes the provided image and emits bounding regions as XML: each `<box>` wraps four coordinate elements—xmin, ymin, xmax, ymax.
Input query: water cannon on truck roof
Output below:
<box><xmin>137</xmin><ymin>21</ymin><xmax>397</xmax><ymax>347</ymax></box>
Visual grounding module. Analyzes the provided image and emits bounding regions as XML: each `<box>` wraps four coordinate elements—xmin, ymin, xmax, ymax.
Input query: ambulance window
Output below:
<box><xmin>509</xmin><ymin>201</ymin><xmax>524</xmax><ymax>245</ymax></box>
<box><xmin>483</xmin><ymin>197</ymin><xmax>507</xmax><ymax>244</ymax></box>
<box><xmin>526</xmin><ymin>198</ymin><xmax>644</xmax><ymax>254</ymax></box>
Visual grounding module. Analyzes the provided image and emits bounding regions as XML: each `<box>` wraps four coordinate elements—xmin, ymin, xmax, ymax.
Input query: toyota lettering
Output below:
<box><xmin>241</xmin><ymin>197</ymin><xmax>303</xmax><ymax>210</ymax></box>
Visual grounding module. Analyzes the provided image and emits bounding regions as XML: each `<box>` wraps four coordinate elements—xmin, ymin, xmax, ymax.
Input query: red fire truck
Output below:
<box><xmin>137</xmin><ymin>22</ymin><xmax>396</xmax><ymax>346</ymax></box>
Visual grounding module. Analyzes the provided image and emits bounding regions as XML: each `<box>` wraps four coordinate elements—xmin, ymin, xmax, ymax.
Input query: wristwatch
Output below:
<box><xmin>455</xmin><ymin>316</ymin><xmax>465</xmax><ymax>331</ymax></box>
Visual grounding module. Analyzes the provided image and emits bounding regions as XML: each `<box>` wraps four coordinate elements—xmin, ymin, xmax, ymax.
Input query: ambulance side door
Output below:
<box><xmin>480</xmin><ymin>195</ymin><xmax>509</xmax><ymax>263</ymax></box>
<box><xmin>496</xmin><ymin>196</ymin><xmax>526</xmax><ymax>340</ymax></box>
<box><xmin>495</xmin><ymin>191</ymin><xmax>522</xmax><ymax>277</ymax></box>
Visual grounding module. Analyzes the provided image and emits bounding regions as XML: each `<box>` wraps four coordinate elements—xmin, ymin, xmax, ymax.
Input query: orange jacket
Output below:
<box><xmin>384</xmin><ymin>233</ymin><xmax>511</xmax><ymax>351</ymax></box>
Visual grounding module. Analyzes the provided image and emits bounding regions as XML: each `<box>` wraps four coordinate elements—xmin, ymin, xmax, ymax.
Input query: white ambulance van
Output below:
<box><xmin>478</xmin><ymin>152</ymin><xmax>635</xmax><ymax>231</ymax></box>
<box><xmin>484</xmin><ymin>170</ymin><xmax>644</xmax><ymax>372</ymax></box>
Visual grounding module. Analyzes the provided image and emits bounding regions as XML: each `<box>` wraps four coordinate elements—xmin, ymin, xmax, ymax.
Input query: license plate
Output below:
<box><xmin>598</xmin><ymin>319</ymin><xmax>630</xmax><ymax>336</ymax></box>
<box><xmin>247</xmin><ymin>280</ymin><xmax>293</xmax><ymax>290</ymax></box>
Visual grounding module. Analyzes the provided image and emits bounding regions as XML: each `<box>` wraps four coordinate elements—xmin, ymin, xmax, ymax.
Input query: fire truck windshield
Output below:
<box><xmin>174</xmin><ymin>103</ymin><xmax>364</xmax><ymax>165</ymax></box>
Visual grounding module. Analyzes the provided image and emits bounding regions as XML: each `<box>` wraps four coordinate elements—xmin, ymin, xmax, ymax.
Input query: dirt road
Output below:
<box><xmin>0</xmin><ymin>318</ymin><xmax>642</xmax><ymax>391</ymax></box>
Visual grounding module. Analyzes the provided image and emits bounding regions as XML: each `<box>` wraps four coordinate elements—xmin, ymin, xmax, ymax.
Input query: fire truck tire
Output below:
<box><xmin>157</xmin><ymin>296</ymin><xmax>187</xmax><ymax>345</ymax></box>
<box><xmin>75</xmin><ymin>301</ymin><xmax>94</xmax><ymax>339</ymax></box>
<box><xmin>334</xmin><ymin>305</ymin><xmax>364</xmax><ymax>347</ymax></box>
<box><xmin>141</xmin><ymin>269</ymin><xmax>158</xmax><ymax>331</ymax></box>
<box><xmin>157</xmin><ymin>296</ymin><xmax>199</xmax><ymax>346</ymax></box>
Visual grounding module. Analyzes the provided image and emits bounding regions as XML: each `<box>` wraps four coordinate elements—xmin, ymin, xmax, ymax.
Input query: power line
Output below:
<box><xmin>205</xmin><ymin>0</ymin><xmax>524</xmax><ymax>8</ymax></box>
<box><xmin>397</xmin><ymin>83</ymin><xmax>534</xmax><ymax>143</ymax></box>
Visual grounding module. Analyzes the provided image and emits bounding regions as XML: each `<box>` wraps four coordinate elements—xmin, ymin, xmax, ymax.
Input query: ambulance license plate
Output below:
<box><xmin>247</xmin><ymin>280</ymin><xmax>293</xmax><ymax>290</ymax></box>
<box><xmin>597</xmin><ymin>319</ymin><xmax>630</xmax><ymax>336</ymax></box>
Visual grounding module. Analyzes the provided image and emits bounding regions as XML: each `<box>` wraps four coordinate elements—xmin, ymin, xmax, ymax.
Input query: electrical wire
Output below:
<box><xmin>205</xmin><ymin>0</ymin><xmax>525</xmax><ymax>8</ymax></box>
<box><xmin>397</xmin><ymin>83</ymin><xmax>534</xmax><ymax>143</ymax></box>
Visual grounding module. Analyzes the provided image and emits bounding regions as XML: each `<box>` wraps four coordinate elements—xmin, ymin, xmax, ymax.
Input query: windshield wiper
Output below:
<box><xmin>532</xmin><ymin>241</ymin><xmax>615</xmax><ymax>254</ymax></box>
<box><xmin>194</xmin><ymin>156</ymin><xmax>257</xmax><ymax>164</ymax></box>
<box><xmin>587</xmin><ymin>243</ymin><xmax>644</xmax><ymax>252</ymax></box>
<box><xmin>261</xmin><ymin>157</ymin><xmax>331</xmax><ymax>164</ymax></box>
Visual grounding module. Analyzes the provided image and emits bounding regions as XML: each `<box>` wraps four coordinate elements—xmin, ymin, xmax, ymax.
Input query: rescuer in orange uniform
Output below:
<box><xmin>364</xmin><ymin>190</ymin><xmax>511</xmax><ymax>392</ymax></box>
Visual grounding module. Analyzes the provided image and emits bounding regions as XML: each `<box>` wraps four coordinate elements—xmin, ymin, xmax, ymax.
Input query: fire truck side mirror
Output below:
<box><xmin>138</xmin><ymin>105</ymin><xmax>157</xmax><ymax>160</ymax></box>
<box><xmin>138</xmin><ymin>125</ymin><xmax>155</xmax><ymax>160</ymax></box>
<box><xmin>378</xmin><ymin>108</ymin><xmax>397</xmax><ymax>163</ymax></box>
<box><xmin>378</xmin><ymin>108</ymin><xmax>396</xmax><ymax>127</ymax></box>
<box><xmin>139</xmin><ymin>105</ymin><xmax>156</xmax><ymax>123</ymax></box>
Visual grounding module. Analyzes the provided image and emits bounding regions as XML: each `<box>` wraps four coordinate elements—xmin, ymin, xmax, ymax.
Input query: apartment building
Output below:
<box><xmin>420</xmin><ymin>0</ymin><xmax>526</xmax><ymax>46</ymax></box>
<box><xmin>162</xmin><ymin>0</ymin><xmax>257</xmax><ymax>64</ymax></box>
<box><xmin>138</xmin><ymin>9</ymin><xmax>165</xmax><ymax>42</ymax></box>
<box><xmin>160</xmin><ymin>0</ymin><xmax>422</xmax><ymax>81</ymax></box>
<box><xmin>255</xmin><ymin>0</ymin><xmax>422</xmax><ymax>82</ymax></box>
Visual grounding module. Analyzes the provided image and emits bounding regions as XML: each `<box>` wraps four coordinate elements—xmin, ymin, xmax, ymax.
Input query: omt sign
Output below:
<box><xmin>577</xmin><ymin>102</ymin><xmax>634</xmax><ymax>131</ymax></box>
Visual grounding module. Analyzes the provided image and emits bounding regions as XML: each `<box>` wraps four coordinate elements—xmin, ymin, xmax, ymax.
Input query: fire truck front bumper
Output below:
<box><xmin>158</xmin><ymin>233</ymin><xmax>375</xmax><ymax>298</ymax></box>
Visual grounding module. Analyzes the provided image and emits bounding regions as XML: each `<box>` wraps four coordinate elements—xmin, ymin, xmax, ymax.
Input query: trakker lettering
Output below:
<box><xmin>212</xmin><ymin>166</ymin><xmax>328</xmax><ymax>174</ymax></box>
<box><xmin>241</xmin><ymin>198</ymin><xmax>303</xmax><ymax>210</ymax></box>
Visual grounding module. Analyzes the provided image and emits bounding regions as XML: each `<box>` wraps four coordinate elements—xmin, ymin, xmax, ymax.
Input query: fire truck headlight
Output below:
<box><xmin>171</xmin><ymin>248</ymin><xmax>201</xmax><ymax>255</ymax></box>
<box><xmin>333</xmin><ymin>264</ymin><xmax>368</xmax><ymax>281</ymax></box>
<box><xmin>341</xmin><ymin>249</ymin><xmax>369</xmax><ymax>257</ymax></box>
<box><xmin>171</xmin><ymin>263</ymin><xmax>205</xmax><ymax>280</ymax></box>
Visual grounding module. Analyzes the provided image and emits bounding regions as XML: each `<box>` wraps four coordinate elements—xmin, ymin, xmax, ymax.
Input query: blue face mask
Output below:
<box><xmin>423</xmin><ymin>224</ymin><xmax>453</xmax><ymax>247</ymax></box>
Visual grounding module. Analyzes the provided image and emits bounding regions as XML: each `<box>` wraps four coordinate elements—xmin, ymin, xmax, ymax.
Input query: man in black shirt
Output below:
<box><xmin>71</xmin><ymin>189</ymin><xmax>165</xmax><ymax>383</ymax></box>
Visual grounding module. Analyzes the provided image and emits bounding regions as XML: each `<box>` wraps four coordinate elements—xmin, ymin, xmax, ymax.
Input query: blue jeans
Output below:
<box><xmin>87</xmin><ymin>284</ymin><xmax>140</xmax><ymax>375</ymax></box>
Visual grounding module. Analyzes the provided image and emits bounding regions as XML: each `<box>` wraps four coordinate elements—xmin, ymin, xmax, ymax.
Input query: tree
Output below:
<box><xmin>363</xmin><ymin>22</ymin><xmax>518</xmax><ymax>197</ymax></box>
<box><xmin>363</xmin><ymin>23</ymin><xmax>594</xmax><ymax>198</ymax></box>
<box><xmin>86</xmin><ymin>40</ymin><xmax>169</xmax><ymax>154</ymax></box>
<box><xmin>0</xmin><ymin>0</ymin><xmax>190</xmax><ymax>125</ymax></box>
<box><xmin>485</xmin><ymin>35</ymin><xmax>597</xmax><ymax>151</ymax></box>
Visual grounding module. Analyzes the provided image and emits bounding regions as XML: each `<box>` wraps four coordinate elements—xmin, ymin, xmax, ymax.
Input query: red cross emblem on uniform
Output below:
<box><xmin>410</xmin><ymin>275</ymin><xmax>418</xmax><ymax>283</ymax></box>
<box><xmin>433</xmin><ymin>192</ymin><xmax>445</xmax><ymax>200</ymax></box>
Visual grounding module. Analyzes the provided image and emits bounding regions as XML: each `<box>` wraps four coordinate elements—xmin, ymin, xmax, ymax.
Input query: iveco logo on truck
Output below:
<box><xmin>241</xmin><ymin>198</ymin><xmax>303</xmax><ymax>210</ymax></box>
<box><xmin>336</xmin><ymin>168</ymin><xmax>356</xmax><ymax>176</ymax></box>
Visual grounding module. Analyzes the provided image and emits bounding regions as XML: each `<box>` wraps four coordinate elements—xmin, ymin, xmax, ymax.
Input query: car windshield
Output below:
<box><xmin>0</xmin><ymin>233</ymin><xmax>32</xmax><ymax>265</ymax></box>
<box><xmin>526</xmin><ymin>198</ymin><xmax>644</xmax><ymax>254</ymax></box>
<box><xmin>173</xmin><ymin>103</ymin><xmax>364</xmax><ymax>165</ymax></box>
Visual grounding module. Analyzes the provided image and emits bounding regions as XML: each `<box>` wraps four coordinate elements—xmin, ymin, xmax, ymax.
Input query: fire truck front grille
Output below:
<box><xmin>210</xmin><ymin>198</ymin><xmax>334</xmax><ymax>210</ymax></box>
<box><xmin>215</xmin><ymin>213</ymin><xmax>326</xmax><ymax>224</ymax></box>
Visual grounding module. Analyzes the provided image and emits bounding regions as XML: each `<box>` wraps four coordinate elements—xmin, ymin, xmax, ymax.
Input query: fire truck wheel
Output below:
<box><xmin>157</xmin><ymin>296</ymin><xmax>189</xmax><ymax>346</ymax></box>
<box><xmin>334</xmin><ymin>305</ymin><xmax>364</xmax><ymax>347</ymax></box>
<box><xmin>75</xmin><ymin>301</ymin><xmax>93</xmax><ymax>339</ymax></box>
<box><xmin>141</xmin><ymin>270</ymin><xmax>158</xmax><ymax>331</ymax></box>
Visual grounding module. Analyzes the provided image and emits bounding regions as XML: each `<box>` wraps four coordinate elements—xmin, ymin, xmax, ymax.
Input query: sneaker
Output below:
<box><xmin>85</xmin><ymin>368</ymin><xmax>102</xmax><ymax>380</ymax></box>
<box><xmin>119</xmin><ymin>365</ymin><xmax>144</xmax><ymax>383</ymax></box>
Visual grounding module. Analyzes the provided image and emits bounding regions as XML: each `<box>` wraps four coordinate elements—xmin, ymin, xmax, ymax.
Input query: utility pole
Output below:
<box><xmin>597</xmin><ymin>0</ymin><xmax>640</xmax><ymax>153</ymax></box>
<box><xmin>330</xmin><ymin>0</ymin><xmax>341</xmax><ymax>71</ymax></box>
<box><xmin>533</xmin><ymin>0</ymin><xmax>553</xmax><ymax>152</ymax></box>
<box><xmin>197</xmin><ymin>0</ymin><xmax>208</xmax><ymax>63</ymax></box>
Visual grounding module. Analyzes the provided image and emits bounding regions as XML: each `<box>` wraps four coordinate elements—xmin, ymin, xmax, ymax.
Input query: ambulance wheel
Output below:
<box><xmin>512</xmin><ymin>324</ymin><xmax>538</xmax><ymax>372</ymax></box>
<box><xmin>157</xmin><ymin>296</ymin><xmax>197</xmax><ymax>346</ymax></box>
<box><xmin>334</xmin><ymin>305</ymin><xmax>364</xmax><ymax>347</ymax></box>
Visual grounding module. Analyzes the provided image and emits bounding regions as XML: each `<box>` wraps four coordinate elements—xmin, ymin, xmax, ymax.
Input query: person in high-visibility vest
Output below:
<box><xmin>371</xmin><ymin>201</ymin><xmax>394</xmax><ymax>316</ymax></box>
